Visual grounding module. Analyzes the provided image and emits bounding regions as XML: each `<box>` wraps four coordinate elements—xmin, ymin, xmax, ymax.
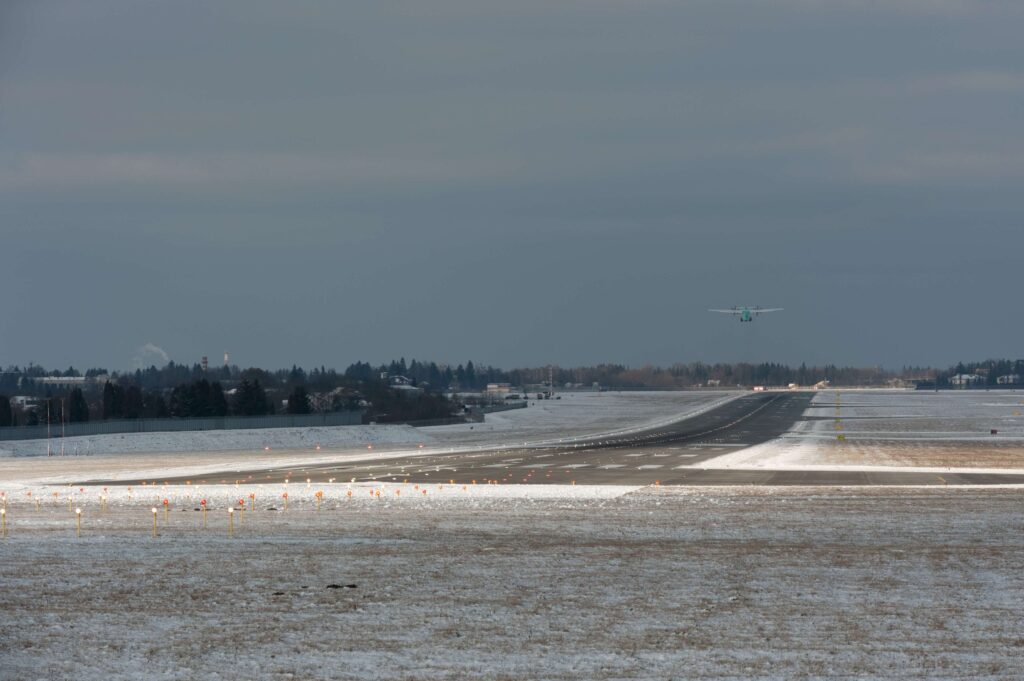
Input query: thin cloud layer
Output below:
<box><xmin>1</xmin><ymin>1</ymin><xmax>1021</xmax><ymax>369</ymax></box>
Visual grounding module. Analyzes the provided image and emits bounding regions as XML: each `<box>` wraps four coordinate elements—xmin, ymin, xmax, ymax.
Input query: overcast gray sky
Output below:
<box><xmin>2</xmin><ymin>0</ymin><xmax>1022</xmax><ymax>371</ymax></box>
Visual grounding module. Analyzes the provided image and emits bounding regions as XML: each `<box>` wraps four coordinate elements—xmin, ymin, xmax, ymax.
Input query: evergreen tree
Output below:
<box><xmin>210</xmin><ymin>382</ymin><xmax>229</xmax><ymax>417</ymax></box>
<box><xmin>122</xmin><ymin>386</ymin><xmax>144</xmax><ymax>419</ymax></box>
<box><xmin>67</xmin><ymin>388</ymin><xmax>90</xmax><ymax>423</ymax></box>
<box><xmin>0</xmin><ymin>395</ymin><xmax>11</xmax><ymax>427</ymax></box>
<box><xmin>143</xmin><ymin>391</ymin><xmax>169</xmax><ymax>418</ymax></box>
<box><xmin>168</xmin><ymin>385</ymin><xmax>189</xmax><ymax>417</ymax></box>
<box><xmin>102</xmin><ymin>382</ymin><xmax>114</xmax><ymax>419</ymax></box>
<box><xmin>102</xmin><ymin>382</ymin><xmax>125</xmax><ymax>419</ymax></box>
<box><xmin>167</xmin><ymin>379</ymin><xmax>227</xmax><ymax>417</ymax></box>
<box><xmin>193</xmin><ymin>379</ymin><xmax>213</xmax><ymax>416</ymax></box>
<box><xmin>234</xmin><ymin>379</ymin><xmax>270</xmax><ymax>416</ymax></box>
<box><xmin>287</xmin><ymin>385</ymin><xmax>312</xmax><ymax>414</ymax></box>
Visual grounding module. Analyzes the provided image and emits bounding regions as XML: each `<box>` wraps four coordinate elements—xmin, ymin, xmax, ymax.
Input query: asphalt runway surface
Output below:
<box><xmin>83</xmin><ymin>391</ymin><xmax>1024</xmax><ymax>487</ymax></box>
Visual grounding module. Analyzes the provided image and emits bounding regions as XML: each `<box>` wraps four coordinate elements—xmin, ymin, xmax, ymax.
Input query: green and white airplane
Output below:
<box><xmin>709</xmin><ymin>306</ymin><xmax>784</xmax><ymax>322</ymax></box>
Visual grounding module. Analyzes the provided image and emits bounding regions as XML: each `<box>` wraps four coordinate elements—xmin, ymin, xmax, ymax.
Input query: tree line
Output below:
<box><xmin>101</xmin><ymin>379</ymin><xmax>283</xmax><ymax>420</ymax></box>
<box><xmin>936</xmin><ymin>359</ymin><xmax>1024</xmax><ymax>386</ymax></box>
<box><xmin>3</xmin><ymin>356</ymin><xmax>1022</xmax><ymax>428</ymax></box>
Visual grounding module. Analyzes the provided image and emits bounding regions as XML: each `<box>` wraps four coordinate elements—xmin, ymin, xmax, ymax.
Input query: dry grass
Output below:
<box><xmin>809</xmin><ymin>439</ymin><xmax>1024</xmax><ymax>468</ymax></box>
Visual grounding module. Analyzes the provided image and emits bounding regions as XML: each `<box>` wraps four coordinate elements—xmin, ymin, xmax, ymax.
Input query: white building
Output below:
<box><xmin>389</xmin><ymin>376</ymin><xmax>422</xmax><ymax>395</ymax></box>
<box><xmin>486</xmin><ymin>383</ymin><xmax>513</xmax><ymax>397</ymax></box>
<box><xmin>949</xmin><ymin>374</ymin><xmax>984</xmax><ymax>387</ymax></box>
<box><xmin>34</xmin><ymin>375</ymin><xmax>109</xmax><ymax>390</ymax></box>
<box><xmin>996</xmin><ymin>374</ymin><xmax>1021</xmax><ymax>385</ymax></box>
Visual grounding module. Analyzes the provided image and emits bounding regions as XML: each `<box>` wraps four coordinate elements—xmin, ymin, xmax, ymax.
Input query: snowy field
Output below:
<box><xmin>424</xmin><ymin>390</ymin><xmax>741</xmax><ymax>447</ymax></box>
<box><xmin>699</xmin><ymin>390</ymin><xmax>1024</xmax><ymax>474</ymax></box>
<box><xmin>2</xmin><ymin>484</ymin><xmax>1023</xmax><ymax>679</ymax></box>
<box><xmin>0</xmin><ymin>423</ymin><xmax>434</xmax><ymax>458</ymax></box>
<box><xmin>0</xmin><ymin>391</ymin><xmax>740</xmax><ymax>487</ymax></box>
<box><xmin>0</xmin><ymin>390</ymin><xmax>739</xmax><ymax>459</ymax></box>
<box><xmin>4</xmin><ymin>391</ymin><xmax>1024</xmax><ymax>678</ymax></box>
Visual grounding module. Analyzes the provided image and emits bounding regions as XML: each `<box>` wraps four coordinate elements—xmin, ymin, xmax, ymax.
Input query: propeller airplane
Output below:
<box><xmin>709</xmin><ymin>306</ymin><xmax>783</xmax><ymax>323</ymax></box>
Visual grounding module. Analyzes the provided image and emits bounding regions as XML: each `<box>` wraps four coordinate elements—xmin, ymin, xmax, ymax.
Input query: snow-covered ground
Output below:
<box><xmin>802</xmin><ymin>390</ymin><xmax>1024</xmax><ymax>440</ymax></box>
<box><xmin>5</xmin><ymin>390</ymin><xmax>1024</xmax><ymax>678</ymax></box>
<box><xmin>698</xmin><ymin>390</ymin><xmax>1024</xmax><ymax>473</ymax></box>
<box><xmin>0</xmin><ymin>423</ymin><xmax>434</xmax><ymax>458</ymax></box>
<box><xmin>3</xmin><ymin>485</ymin><xmax>1023</xmax><ymax>679</ymax></box>
<box><xmin>0</xmin><ymin>391</ymin><xmax>740</xmax><ymax>460</ymax></box>
<box><xmin>423</xmin><ymin>390</ymin><xmax>741</xmax><ymax>446</ymax></box>
<box><xmin>6</xmin><ymin>389</ymin><xmax>1024</xmax><ymax>484</ymax></box>
<box><xmin>0</xmin><ymin>391</ymin><xmax>740</xmax><ymax>486</ymax></box>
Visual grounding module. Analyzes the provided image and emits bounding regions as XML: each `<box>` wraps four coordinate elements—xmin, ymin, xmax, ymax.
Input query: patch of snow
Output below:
<box><xmin>0</xmin><ymin>424</ymin><xmax>432</xmax><ymax>458</ymax></box>
<box><xmin>696</xmin><ymin>389</ymin><xmax>1024</xmax><ymax>473</ymax></box>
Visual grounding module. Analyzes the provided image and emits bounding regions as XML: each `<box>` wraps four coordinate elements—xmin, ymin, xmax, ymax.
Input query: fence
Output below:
<box><xmin>479</xmin><ymin>401</ymin><xmax>528</xmax><ymax>414</ymax></box>
<box><xmin>0</xmin><ymin>411</ymin><xmax>363</xmax><ymax>442</ymax></box>
<box><xmin>406</xmin><ymin>414</ymin><xmax>481</xmax><ymax>427</ymax></box>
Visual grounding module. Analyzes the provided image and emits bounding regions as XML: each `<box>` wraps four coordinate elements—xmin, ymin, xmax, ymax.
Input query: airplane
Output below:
<box><xmin>709</xmin><ymin>306</ymin><xmax>783</xmax><ymax>322</ymax></box>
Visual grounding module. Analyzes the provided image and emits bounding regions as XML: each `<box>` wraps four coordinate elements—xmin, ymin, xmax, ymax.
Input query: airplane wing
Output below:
<box><xmin>709</xmin><ymin>309</ymin><xmax>741</xmax><ymax>314</ymax></box>
<box><xmin>753</xmin><ymin>308</ymin><xmax>784</xmax><ymax>314</ymax></box>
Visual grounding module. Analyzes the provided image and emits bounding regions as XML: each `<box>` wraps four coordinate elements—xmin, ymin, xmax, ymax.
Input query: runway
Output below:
<box><xmin>84</xmin><ymin>391</ymin><xmax>1024</xmax><ymax>487</ymax></box>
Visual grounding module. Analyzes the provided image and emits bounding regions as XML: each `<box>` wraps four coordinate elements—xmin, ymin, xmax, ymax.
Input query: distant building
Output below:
<box><xmin>34</xmin><ymin>375</ymin><xmax>109</xmax><ymax>390</ymax></box>
<box><xmin>486</xmin><ymin>383</ymin><xmax>513</xmax><ymax>397</ymax></box>
<box><xmin>949</xmin><ymin>374</ymin><xmax>984</xmax><ymax>387</ymax></box>
<box><xmin>389</xmin><ymin>376</ymin><xmax>422</xmax><ymax>394</ymax></box>
<box><xmin>997</xmin><ymin>374</ymin><xmax>1021</xmax><ymax>385</ymax></box>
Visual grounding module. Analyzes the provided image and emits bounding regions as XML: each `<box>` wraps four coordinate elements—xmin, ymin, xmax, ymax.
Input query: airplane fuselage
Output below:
<box><xmin>709</xmin><ymin>305</ymin><xmax>782</xmax><ymax>321</ymax></box>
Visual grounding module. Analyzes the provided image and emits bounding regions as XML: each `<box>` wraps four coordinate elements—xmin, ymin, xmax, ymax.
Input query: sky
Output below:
<box><xmin>2</xmin><ymin>0</ymin><xmax>1023</xmax><ymax>372</ymax></box>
